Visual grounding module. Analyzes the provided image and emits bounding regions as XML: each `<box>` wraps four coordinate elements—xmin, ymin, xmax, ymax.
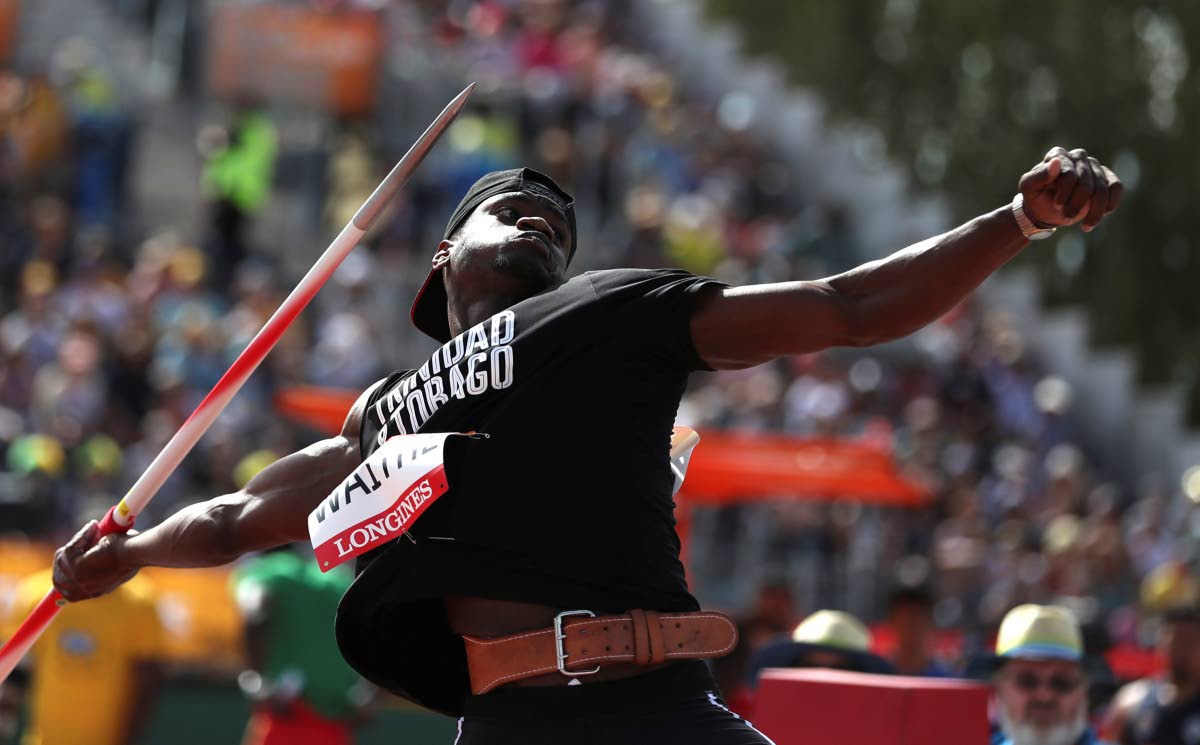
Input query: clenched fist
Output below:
<box><xmin>52</xmin><ymin>520</ymin><xmax>138</xmax><ymax>601</ymax></box>
<box><xmin>1018</xmin><ymin>147</ymin><xmax>1123</xmax><ymax>233</ymax></box>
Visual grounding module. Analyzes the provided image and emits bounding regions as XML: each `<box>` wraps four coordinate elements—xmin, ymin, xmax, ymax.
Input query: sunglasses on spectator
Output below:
<box><xmin>1011</xmin><ymin>672</ymin><xmax>1083</xmax><ymax>694</ymax></box>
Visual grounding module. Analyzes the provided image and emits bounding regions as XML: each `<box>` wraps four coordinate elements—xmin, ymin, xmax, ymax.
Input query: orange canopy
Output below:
<box><xmin>678</xmin><ymin>429</ymin><xmax>928</xmax><ymax>507</ymax></box>
<box><xmin>273</xmin><ymin>385</ymin><xmax>355</xmax><ymax>434</ymax></box>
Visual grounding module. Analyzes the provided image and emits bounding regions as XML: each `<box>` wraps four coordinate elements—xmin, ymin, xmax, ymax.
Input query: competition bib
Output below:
<box><xmin>308</xmin><ymin>432</ymin><xmax>456</xmax><ymax>571</ymax></box>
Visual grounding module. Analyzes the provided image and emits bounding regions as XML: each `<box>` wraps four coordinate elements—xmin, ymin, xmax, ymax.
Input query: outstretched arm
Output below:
<box><xmin>691</xmin><ymin>147</ymin><xmax>1122</xmax><ymax>370</ymax></box>
<box><xmin>53</xmin><ymin>382</ymin><xmax>382</xmax><ymax>601</ymax></box>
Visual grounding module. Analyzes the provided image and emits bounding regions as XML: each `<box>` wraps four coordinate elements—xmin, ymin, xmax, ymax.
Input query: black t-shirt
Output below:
<box><xmin>335</xmin><ymin>267</ymin><xmax>726</xmax><ymax>715</ymax></box>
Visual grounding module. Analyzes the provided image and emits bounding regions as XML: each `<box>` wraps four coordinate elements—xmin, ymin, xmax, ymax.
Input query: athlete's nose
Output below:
<box><xmin>515</xmin><ymin>215</ymin><xmax>556</xmax><ymax>245</ymax></box>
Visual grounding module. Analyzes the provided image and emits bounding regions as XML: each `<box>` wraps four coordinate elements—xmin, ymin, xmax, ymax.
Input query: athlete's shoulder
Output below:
<box><xmin>583</xmin><ymin>266</ymin><xmax>702</xmax><ymax>282</ymax></box>
<box><xmin>581</xmin><ymin>267</ymin><xmax>715</xmax><ymax>297</ymax></box>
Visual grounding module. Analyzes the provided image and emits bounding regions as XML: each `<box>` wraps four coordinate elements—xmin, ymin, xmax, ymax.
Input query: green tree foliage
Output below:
<box><xmin>705</xmin><ymin>0</ymin><xmax>1198</xmax><ymax>420</ymax></box>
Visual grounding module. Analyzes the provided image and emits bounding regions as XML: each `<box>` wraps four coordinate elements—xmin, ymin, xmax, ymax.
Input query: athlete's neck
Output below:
<box><xmin>446</xmin><ymin>291</ymin><xmax>527</xmax><ymax>337</ymax></box>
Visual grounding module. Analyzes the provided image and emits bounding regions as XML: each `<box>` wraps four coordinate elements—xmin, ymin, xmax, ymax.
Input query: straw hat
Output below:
<box><xmin>965</xmin><ymin>604</ymin><xmax>1112</xmax><ymax>684</ymax></box>
<box><xmin>745</xmin><ymin>609</ymin><xmax>893</xmax><ymax>686</ymax></box>
<box><xmin>995</xmin><ymin>604</ymin><xmax>1083</xmax><ymax>661</ymax></box>
<box><xmin>792</xmin><ymin>610</ymin><xmax>873</xmax><ymax>652</ymax></box>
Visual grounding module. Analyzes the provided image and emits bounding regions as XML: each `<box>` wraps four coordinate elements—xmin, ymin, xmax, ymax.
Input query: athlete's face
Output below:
<box><xmin>435</xmin><ymin>192</ymin><xmax>572</xmax><ymax>300</ymax></box>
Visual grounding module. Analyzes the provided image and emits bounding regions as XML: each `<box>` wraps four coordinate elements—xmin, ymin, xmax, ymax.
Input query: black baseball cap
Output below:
<box><xmin>409</xmin><ymin>168</ymin><xmax>576</xmax><ymax>342</ymax></box>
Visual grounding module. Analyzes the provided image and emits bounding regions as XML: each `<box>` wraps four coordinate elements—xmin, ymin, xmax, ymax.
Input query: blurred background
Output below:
<box><xmin>0</xmin><ymin>0</ymin><xmax>1197</xmax><ymax>742</ymax></box>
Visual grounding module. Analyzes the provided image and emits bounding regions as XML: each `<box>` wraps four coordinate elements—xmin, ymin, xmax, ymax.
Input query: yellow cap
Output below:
<box><xmin>1141</xmin><ymin>562</ymin><xmax>1200</xmax><ymax>613</ymax></box>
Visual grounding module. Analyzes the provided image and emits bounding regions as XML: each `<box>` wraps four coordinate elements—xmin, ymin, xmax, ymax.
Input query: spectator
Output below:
<box><xmin>52</xmin><ymin>37</ymin><xmax>134</xmax><ymax>232</ymax></box>
<box><xmin>1104</xmin><ymin>606</ymin><xmax>1200</xmax><ymax>745</ymax></box>
<box><xmin>886</xmin><ymin>586</ymin><xmax>952</xmax><ymax>677</ymax></box>
<box><xmin>971</xmin><ymin>604</ymin><xmax>1111</xmax><ymax>745</ymax></box>
<box><xmin>745</xmin><ymin>609</ymin><xmax>893</xmax><ymax>689</ymax></box>
<box><xmin>200</xmin><ymin>100</ymin><xmax>277</xmax><ymax>289</ymax></box>
<box><xmin>0</xmin><ymin>568</ymin><xmax>164</xmax><ymax>745</ymax></box>
<box><xmin>232</xmin><ymin>542</ymin><xmax>374</xmax><ymax>745</ymax></box>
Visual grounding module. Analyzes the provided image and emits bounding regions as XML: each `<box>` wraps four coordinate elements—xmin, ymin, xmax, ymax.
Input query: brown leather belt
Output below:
<box><xmin>463</xmin><ymin>609</ymin><xmax>738</xmax><ymax>694</ymax></box>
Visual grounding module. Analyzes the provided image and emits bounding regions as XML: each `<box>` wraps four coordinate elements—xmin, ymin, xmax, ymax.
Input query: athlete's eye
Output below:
<box><xmin>497</xmin><ymin>207</ymin><xmax>518</xmax><ymax>221</ymax></box>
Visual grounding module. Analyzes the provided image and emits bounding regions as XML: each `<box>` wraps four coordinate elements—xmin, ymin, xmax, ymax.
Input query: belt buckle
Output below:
<box><xmin>554</xmin><ymin>610</ymin><xmax>601</xmax><ymax>677</ymax></box>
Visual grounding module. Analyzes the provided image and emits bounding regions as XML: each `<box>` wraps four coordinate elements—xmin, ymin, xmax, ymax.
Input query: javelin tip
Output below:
<box><xmin>352</xmin><ymin>83</ymin><xmax>476</xmax><ymax>230</ymax></box>
<box><xmin>451</xmin><ymin>82</ymin><xmax>477</xmax><ymax>107</ymax></box>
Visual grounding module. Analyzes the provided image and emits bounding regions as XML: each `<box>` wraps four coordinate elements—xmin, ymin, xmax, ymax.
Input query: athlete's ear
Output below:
<box><xmin>432</xmin><ymin>240</ymin><xmax>452</xmax><ymax>270</ymax></box>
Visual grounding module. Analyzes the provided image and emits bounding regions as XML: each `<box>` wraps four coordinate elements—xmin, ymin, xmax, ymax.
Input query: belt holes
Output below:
<box><xmin>603</xmin><ymin>626</ymin><xmax>608</xmax><ymax>631</ymax></box>
<box><xmin>605</xmin><ymin>646</ymin><xmax>611</xmax><ymax>651</ymax></box>
<box><xmin>675</xmin><ymin>623</ymin><xmax>681</xmax><ymax>629</ymax></box>
<box><xmin>625</xmin><ymin>645</ymin><xmax>630</xmax><ymax>650</ymax></box>
<box><xmin>677</xmin><ymin>643</ymin><xmax>684</xmax><ymax>648</ymax></box>
<box><xmin>582</xmin><ymin>648</ymin><xmax>588</xmax><ymax>654</ymax></box>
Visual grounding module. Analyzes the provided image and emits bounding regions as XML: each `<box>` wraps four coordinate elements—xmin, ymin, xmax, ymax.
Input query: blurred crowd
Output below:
<box><xmin>2</xmin><ymin>0</ymin><xmax>1198</xmax><ymax>710</ymax></box>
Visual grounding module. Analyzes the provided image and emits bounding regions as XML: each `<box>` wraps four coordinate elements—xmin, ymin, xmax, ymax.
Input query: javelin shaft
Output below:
<box><xmin>123</xmin><ymin>82</ymin><xmax>474</xmax><ymax>520</ymax></box>
<box><xmin>0</xmin><ymin>84</ymin><xmax>475</xmax><ymax>683</ymax></box>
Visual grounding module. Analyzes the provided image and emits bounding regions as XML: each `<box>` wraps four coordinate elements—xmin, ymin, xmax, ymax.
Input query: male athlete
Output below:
<box><xmin>51</xmin><ymin>147</ymin><xmax>1121</xmax><ymax>743</ymax></box>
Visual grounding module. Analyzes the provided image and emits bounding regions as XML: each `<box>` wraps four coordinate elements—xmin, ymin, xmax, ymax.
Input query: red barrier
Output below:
<box><xmin>754</xmin><ymin>669</ymin><xmax>989</xmax><ymax>745</ymax></box>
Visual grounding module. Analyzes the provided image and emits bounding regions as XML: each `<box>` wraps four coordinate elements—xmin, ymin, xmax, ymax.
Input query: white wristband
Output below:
<box><xmin>1012</xmin><ymin>193</ymin><xmax>1056</xmax><ymax>240</ymax></box>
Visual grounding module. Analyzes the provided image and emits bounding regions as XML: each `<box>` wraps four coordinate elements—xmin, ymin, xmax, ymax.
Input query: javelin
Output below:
<box><xmin>0</xmin><ymin>83</ymin><xmax>476</xmax><ymax>682</ymax></box>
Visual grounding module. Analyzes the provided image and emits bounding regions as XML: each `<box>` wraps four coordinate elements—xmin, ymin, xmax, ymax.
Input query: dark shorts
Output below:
<box><xmin>453</xmin><ymin>662</ymin><xmax>775</xmax><ymax>745</ymax></box>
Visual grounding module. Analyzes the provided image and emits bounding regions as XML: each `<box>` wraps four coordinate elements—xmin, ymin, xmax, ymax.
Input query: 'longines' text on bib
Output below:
<box><xmin>308</xmin><ymin>433</ymin><xmax>455</xmax><ymax>571</ymax></box>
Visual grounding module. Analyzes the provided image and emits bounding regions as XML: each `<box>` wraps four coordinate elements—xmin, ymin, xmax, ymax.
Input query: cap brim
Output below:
<box><xmin>746</xmin><ymin>637</ymin><xmax>894</xmax><ymax>687</ymax></box>
<box><xmin>963</xmin><ymin>653</ymin><xmax>1113</xmax><ymax>686</ymax></box>
<box><xmin>410</xmin><ymin>265</ymin><xmax>451</xmax><ymax>343</ymax></box>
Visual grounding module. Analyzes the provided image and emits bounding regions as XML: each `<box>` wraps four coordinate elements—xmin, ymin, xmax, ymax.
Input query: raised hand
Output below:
<box><xmin>1018</xmin><ymin>147</ymin><xmax>1123</xmax><ymax>233</ymax></box>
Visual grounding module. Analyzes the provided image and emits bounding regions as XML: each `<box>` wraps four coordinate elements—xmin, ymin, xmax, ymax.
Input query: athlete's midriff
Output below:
<box><xmin>445</xmin><ymin>595</ymin><xmax>673</xmax><ymax>688</ymax></box>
